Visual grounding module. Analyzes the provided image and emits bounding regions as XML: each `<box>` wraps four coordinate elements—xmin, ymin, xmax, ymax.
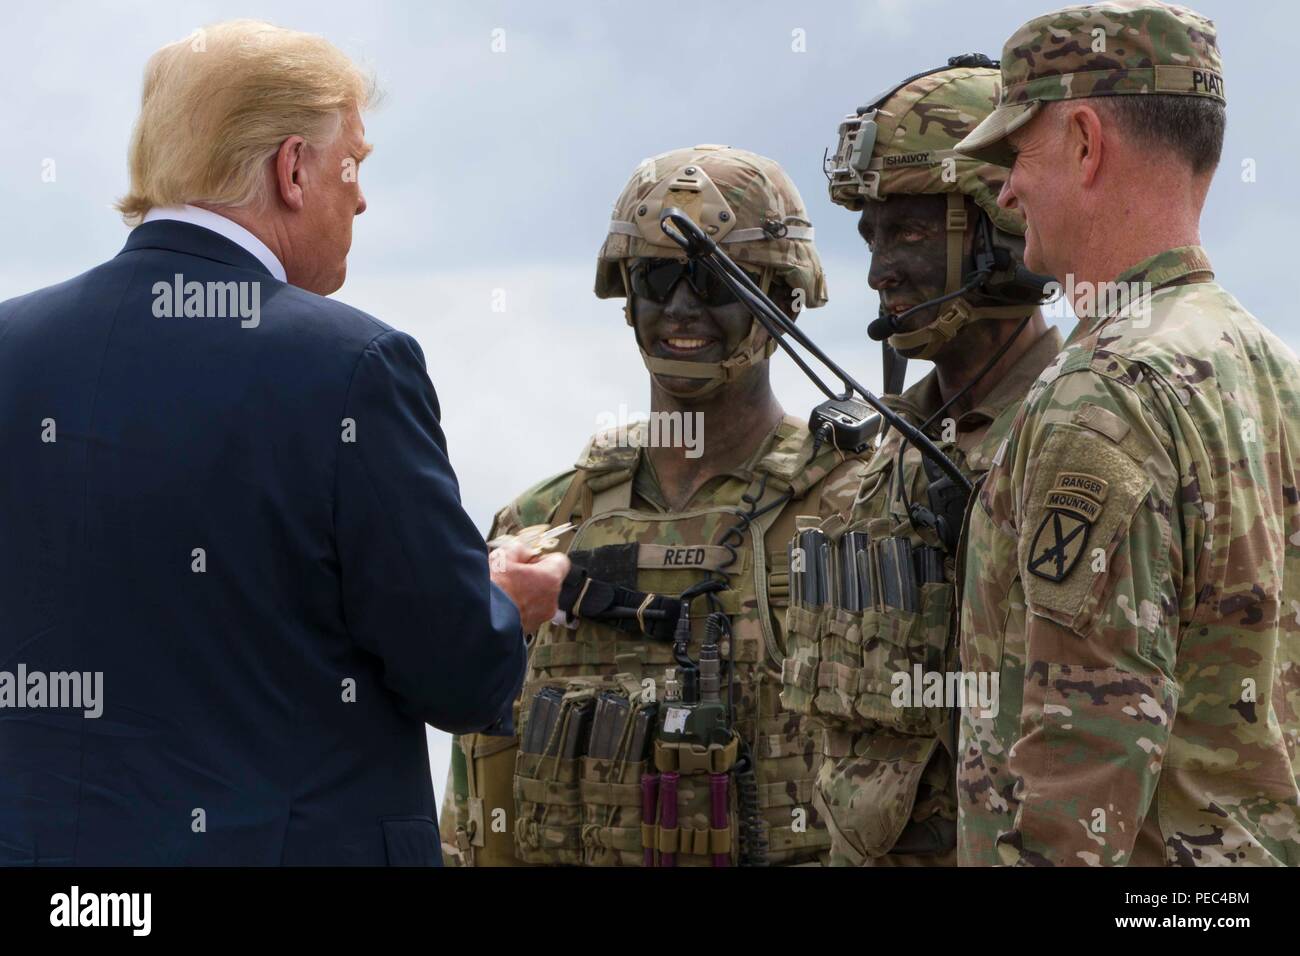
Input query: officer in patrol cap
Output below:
<box><xmin>780</xmin><ymin>57</ymin><xmax>1059</xmax><ymax>866</ymax></box>
<box><xmin>954</xmin><ymin>0</ymin><xmax>1300</xmax><ymax>865</ymax></box>
<box><xmin>441</xmin><ymin>145</ymin><xmax>869</xmax><ymax>866</ymax></box>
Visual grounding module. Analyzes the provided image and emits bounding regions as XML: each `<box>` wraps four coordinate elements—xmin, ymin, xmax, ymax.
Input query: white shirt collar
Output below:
<box><xmin>141</xmin><ymin>204</ymin><xmax>287</xmax><ymax>282</ymax></box>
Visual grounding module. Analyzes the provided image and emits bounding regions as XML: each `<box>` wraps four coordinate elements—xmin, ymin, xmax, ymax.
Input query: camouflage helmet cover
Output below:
<box><xmin>828</xmin><ymin>62</ymin><xmax>1045</xmax><ymax>360</ymax></box>
<box><xmin>596</xmin><ymin>144</ymin><xmax>827</xmax><ymax>308</ymax></box>
<box><xmin>828</xmin><ymin>64</ymin><xmax>1025</xmax><ymax>236</ymax></box>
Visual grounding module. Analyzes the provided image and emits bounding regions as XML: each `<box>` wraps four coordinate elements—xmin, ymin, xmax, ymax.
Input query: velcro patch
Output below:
<box><xmin>1027</xmin><ymin>510</ymin><xmax>1091</xmax><ymax>583</ymax></box>
<box><xmin>1154</xmin><ymin>64</ymin><xmax>1225</xmax><ymax>101</ymax></box>
<box><xmin>637</xmin><ymin>544</ymin><xmax>739</xmax><ymax>572</ymax></box>
<box><xmin>1042</xmin><ymin>489</ymin><xmax>1101</xmax><ymax>523</ymax></box>
<box><xmin>1073</xmin><ymin>403</ymin><xmax>1130</xmax><ymax>445</ymax></box>
<box><xmin>881</xmin><ymin>151</ymin><xmax>933</xmax><ymax>168</ymax></box>
<box><xmin>1020</xmin><ymin>425</ymin><xmax>1152</xmax><ymax>631</ymax></box>
<box><xmin>1054</xmin><ymin>472</ymin><xmax>1108</xmax><ymax>502</ymax></box>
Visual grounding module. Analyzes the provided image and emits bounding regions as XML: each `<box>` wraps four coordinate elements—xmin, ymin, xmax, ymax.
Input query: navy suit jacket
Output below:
<box><xmin>0</xmin><ymin>221</ymin><xmax>525</xmax><ymax>865</ymax></box>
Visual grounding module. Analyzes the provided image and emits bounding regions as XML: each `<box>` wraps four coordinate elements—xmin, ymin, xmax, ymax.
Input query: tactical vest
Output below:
<box><xmin>511</xmin><ymin>416</ymin><xmax>846</xmax><ymax>866</ymax></box>
<box><xmin>778</xmin><ymin>407</ymin><xmax>966</xmax><ymax>865</ymax></box>
<box><xmin>778</xmin><ymin>337</ymin><xmax>1065</xmax><ymax>862</ymax></box>
<box><xmin>780</xmin><ymin>415</ymin><xmax>960</xmax><ymax>727</ymax></box>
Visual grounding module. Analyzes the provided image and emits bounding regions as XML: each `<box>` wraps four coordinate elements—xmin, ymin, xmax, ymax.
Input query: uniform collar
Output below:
<box><xmin>885</xmin><ymin>325</ymin><xmax>1064</xmax><ymax>433</ymax></box>
<box><xmin>634</xmin><ymin>416</ymin><xmax>794</xmax><ymax>513</ymax></box>
<box><xmin>959</xmin><ymin>326</ymin><xmax>1064</xmax><ymax>428</ymax></box>
<box><xmin>881</xmin><ymin>377</ymin><xmax>938</xmax><ymax>425</ymax></box>
<box><xmin>1113</xmin><ymin>245</ymin><xmax>1214</xmax><ymax>290</ymax></box>
<box><xmin>1066</xmin><ymin>246</ymin><xmax>1215</xmax><ymax>342</ymax></box>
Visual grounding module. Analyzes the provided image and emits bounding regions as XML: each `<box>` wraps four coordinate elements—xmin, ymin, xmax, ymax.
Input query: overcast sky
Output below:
<box><xmin>5</xmin><ymin>0</ymin><xmax>1296</xmax><ymax>808</ymax></box>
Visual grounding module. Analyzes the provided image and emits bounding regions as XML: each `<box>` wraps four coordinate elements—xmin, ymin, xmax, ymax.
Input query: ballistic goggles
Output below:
<box><xmin>627</xmin><ymin>257</ymin><xmax>765</xmax><ymax>307</ymax></box>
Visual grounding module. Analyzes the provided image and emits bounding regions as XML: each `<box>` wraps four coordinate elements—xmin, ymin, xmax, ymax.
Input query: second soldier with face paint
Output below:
<box><xmin>778</xmin><ymin>58</ymin><xmax>1059</xmax><ymax>866</ymax></box>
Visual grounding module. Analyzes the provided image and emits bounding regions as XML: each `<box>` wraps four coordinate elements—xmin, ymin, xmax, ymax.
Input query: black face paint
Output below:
<box><xmin>630</xmin><ymin>280</ymin><xmax>754</xmax><ymax>380</ymax></box>
<box><xmin>630</xmin><ymin>267</ymin><xmax>795</xmax><ymax>387</ymax></box>
<box><xmin>859</xmin><ymin>194</ymin><xmax>957</xmax><ymax>348</ymax></box>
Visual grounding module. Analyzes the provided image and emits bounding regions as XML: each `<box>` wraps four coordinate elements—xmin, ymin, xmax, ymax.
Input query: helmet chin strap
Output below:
<box><xmin>884</xmin><ymin>193</ymin><xmax>1035</xmax><ymax>360</ymax></box>
<box><xmin>621</xmin><ymin>261</ymin><xmax>779</xmax><ymax>398</ymax></box>
<box><xmin>888</xmin><ymin>299</ymin><xmax>1036</xmax><ymax>360</ymax></box>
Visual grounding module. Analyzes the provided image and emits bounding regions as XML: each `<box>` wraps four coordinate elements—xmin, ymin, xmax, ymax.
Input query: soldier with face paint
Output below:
<box><xmin>441</xmin><ymin>145</ymin><xmax>869</xmax><ymax>866</ymax></box>
<box><xmin>778</xmin><ymin>58</ymin><xmax>1059</xmax><ymax>866</ymax></box>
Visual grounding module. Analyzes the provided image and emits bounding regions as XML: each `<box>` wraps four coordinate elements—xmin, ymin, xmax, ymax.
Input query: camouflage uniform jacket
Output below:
<box><xmin>959</xmin><ymin>247</ymin><xmax>1300</xmax><ymax>866</ymax></box>
<box><xmin>446</xmin><ymin>414</ymin><xmax>867</xmax><ymax>865</ymax></box>
<box><xmin>813</xmin><ymin>327</ymin><xmax>1061</xmax><ymax>866</ymax></box>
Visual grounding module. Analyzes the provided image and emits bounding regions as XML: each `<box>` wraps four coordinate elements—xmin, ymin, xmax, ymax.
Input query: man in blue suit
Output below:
<box><xmin>0</xmin><ymin>20</ymin><xmax>565</xmax><ymax>865</ymax></box>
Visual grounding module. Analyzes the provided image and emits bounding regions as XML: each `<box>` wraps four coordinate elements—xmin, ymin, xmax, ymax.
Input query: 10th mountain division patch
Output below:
<box><xmin>1027</xmin><ymin>472</ymin><xmax>1108</xmax><ymax>583</ymax></box>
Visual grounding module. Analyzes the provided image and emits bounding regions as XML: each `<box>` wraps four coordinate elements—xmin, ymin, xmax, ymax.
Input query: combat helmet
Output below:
<box><xmin>596</xmin><ymin>144</ymin><xmax>827</xmax><ymax>396</ymax></box>
<box><xmin>826</xmin><ymin>55</ymin><xmax>1045</xmax><ymax>360</ymax></box>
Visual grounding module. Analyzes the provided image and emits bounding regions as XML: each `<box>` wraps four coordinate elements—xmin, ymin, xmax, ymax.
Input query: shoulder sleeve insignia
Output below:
<box><xmin>1026</xmin><ymin>473</ymin><xmax>1107</xmax><ymax>583</ymax></box>
<box><xmin>1017</xmin><ymin>404</ymin><xmax>1156</xmax><ymax>633</ymax></box>
<box><xmin>1028</xmin><ymin>509</ymin><xmax>1091</xmax><ymax>582</ymax></box>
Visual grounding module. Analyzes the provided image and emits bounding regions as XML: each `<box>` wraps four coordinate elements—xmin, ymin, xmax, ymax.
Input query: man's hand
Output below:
<box><xmin>489</xmin><ymin>539</ymin><xmax>570</xmax><ymax>634</ymax></box>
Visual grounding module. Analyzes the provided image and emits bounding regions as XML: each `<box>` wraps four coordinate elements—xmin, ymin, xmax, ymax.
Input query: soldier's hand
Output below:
<box><xmin>489</xmin><ymin>539</ymin><xmax>570</xmax><ymax>635</ymax></box>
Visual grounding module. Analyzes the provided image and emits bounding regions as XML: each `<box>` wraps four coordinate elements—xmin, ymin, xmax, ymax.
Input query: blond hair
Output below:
<box><xmin>116</xmin><ymin>20</ymin><xmax>378</xmax><ymax>224</ymax></box>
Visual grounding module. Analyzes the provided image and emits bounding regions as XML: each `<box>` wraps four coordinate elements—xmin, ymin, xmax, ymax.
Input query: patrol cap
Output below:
<box><xmin>955</xmin><ymin>0</ymin><xmax>1225</xmax><ymax>166</ymax></box>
